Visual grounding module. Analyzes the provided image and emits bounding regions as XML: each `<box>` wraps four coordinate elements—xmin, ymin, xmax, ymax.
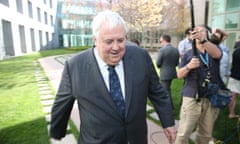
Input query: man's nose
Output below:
<box><xmin>112</xmin><ymin>41</ymin><xmax>120</xmax><ymax>50</ymax></box>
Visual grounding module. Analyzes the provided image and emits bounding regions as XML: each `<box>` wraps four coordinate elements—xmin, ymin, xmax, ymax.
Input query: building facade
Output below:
<box><xmin>0</xmin><ymin>0</ymin><xmax>59</xmax><ymax>60</ymax></box>
<box><xmin>1</xmin><ymin>0</ymin><xmax>239</xmax><ymax>60</ymax></box>
<box><xmin>208</xmin><ymin>0</ymin><xmax>240</xmax><ymax>55</ymax></box>
<box><xmin>57</xmin><ymin>0</ymin><xmax>95</xmax><ymax>47</ymax></box>
<box><xmin>57</xmin><ymin>0</ymin><xmax>109</xmax><ymax>48</ymax></box>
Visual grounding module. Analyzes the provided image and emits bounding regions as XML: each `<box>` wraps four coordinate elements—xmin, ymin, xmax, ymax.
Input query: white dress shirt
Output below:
<box><xmin>94</xmin><ymin>48</ymin><xmax>126</xmax><ymax>100</ymax></box>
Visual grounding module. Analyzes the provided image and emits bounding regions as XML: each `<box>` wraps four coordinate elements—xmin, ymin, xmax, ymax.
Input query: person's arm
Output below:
<box><xmin>177</xmin><ymin>57</ymin><xmax>200</xmax><ymax>79</ymax></box>
<box><xmin>50</xmin><ymin>61</ymin><xmax>75</xmax><ymax>140</ymax></box>
<box><xmin>148</xmin><ymin>51</ymin><xmax>177</xmax><ymax>142</ymax></box>
<box><xmin>192</xmin><ymin>28</ymin><xmax>222</xmax><ymax>59</ymax></box>
<box><xmin>156</xmin><ymin>49</ymin><xmax>163</xmax><ymax>68</ymax></box>
<box><xmin>202</xmin><ymin>41</ymin><xmax>222</xmax><ymax>59</ymax></box>
<box><xmin>145</xmin><ymin>50</ymin><xmax>174</xmax><ymax>124</ymax></box>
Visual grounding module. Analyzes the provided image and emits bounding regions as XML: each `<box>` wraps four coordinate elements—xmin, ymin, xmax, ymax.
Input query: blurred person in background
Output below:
<box><xmin>156</xmin><ymin>34</ymin><xmax>179</xmax><ymax>109</ymax></box>
<box><xmin>227</xmin><ymin>47</ymin><xmax>240</xmax><ymax>118</ymax></box>
<box><xmin>178</xmin><ymin>28</ymin><xmax>192</xmax><ymax>57</ymax></box>
<box><xmin>234</xmin><ymin>35</ymin><xmax>240</xmax><ymax>49</ymax></box>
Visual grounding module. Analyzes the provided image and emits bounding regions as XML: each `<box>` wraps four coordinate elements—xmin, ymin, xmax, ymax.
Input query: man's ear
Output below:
<box><xmin>93</xmin><ymin>36</ymin><xmax>97</xmax><ymax>45</ymax></box>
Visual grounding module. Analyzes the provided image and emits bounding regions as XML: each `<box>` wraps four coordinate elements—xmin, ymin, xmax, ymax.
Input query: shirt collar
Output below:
<box><xmin>93</xmin><ymin>48</ymin><xmax>123</xmax><ymax>69</ymax></box>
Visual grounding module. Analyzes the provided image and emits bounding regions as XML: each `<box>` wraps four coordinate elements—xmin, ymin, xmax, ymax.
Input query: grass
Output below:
<box><xmin>0</xmin><ymin>47</ymin><xmax>239</xmax><ymax>144</ymax></box>
<box><xmin>0</xmin><ymin>47</ymin><xmax>88</xmax><ymax>144</ymax></box>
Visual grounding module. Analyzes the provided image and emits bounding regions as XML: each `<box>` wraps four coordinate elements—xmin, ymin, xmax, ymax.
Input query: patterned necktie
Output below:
<box><xmin>108</xmin><ymin>65</ymin><xmax>125</xmax><ymax>117</ymax></box>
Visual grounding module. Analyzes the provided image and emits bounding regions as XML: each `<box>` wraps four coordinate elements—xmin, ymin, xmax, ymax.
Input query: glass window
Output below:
<box><xmin>0</xmin><ymin>0</ymin><xmax>9</xmax><ymax>6</ymax></box>
<box><xmin>39</xmin><ymin>30</ymin><xmax>43</xmax><ymax>49</ymax></box>
<box><xmin>49</xmin><ymin>0</ymin><xmax>52</xmax><ymax>8</ymax></box>
<box><xmin>44</xmin><ymin>12</ymin><xmax>48</xmax><ymax>25</ymax></box>
<box><xmin>211</xmin><ymin>15</ymin><xmax>225</xmax><ymax>29</ymax></box>
<box><xmin>28</xmin><ymin>1</ymin><xmax>33</xmax><ymax>18</ymax></box>
<box><xmin>225</xmin><ymin>13</ymin><xmax>239</xmax><ymax>29</ymax></box>
<box><xmin>2</xmin><ymin>20</ymin><xmax>14</xmax><ymax>56</ymax></box>
<box><xmin>212</xmin><ymin>0</ymin><xmax>225</xmax><ymax>14</ymax></box>
<box><xmin>226</xmin><ymin>32</ymin><xmax>236</xmax><ymax>57</ymax></box>
<box><xmin>226</xmin><ymin>0</ymin><xmax>240</xmax><ymax>11</ymax></box>
<box><xmin>30</xmin><ymin>28</ymin><xmax>36</xmax><ymax>51</ymax></box>
<box><xmin>46</xmin><ymin>32</ymin><xmax>49</xmax><ymax>44</ymax></box>
<box><xmin>16</xmin><ymin>0</ymin><xmax>23</xmax><ymax>13</ymax></box>
<box><xmin>19</xmin><ymin>25</ymin><xmax>27</xmax><ymax>53</ymax></box>
<box><xmin>50</xmin><ymin>15</ymin><xmax>53</xmax><ymax>26</ymax></box>
<box><xmin>37</xmin><ymin>7</ymin><xmax>41</xmax><ymax>22</ymax></box>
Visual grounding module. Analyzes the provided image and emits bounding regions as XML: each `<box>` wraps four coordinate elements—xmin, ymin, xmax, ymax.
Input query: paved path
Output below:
<box><xmin>34</xmin><ymin>61</ymin><xmax>77</xmax><ymax>144</ymax></box>
<box><xmin>38</xmin><ymin>54</ymin><xmax>173</xmax><ymax>144</ymax></box>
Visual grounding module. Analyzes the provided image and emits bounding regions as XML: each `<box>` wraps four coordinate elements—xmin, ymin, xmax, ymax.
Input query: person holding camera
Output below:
<box><xmin>175</xmin><ymin>25</ymin><xmax>222</xmax><ymax>144</ymax></box>
<box><xmin>178</xmin><ymin>28</ymin><xmax>193</xmax><ymax>58</ymax></box>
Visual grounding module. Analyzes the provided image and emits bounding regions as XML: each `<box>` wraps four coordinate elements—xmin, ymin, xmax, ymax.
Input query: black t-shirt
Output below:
<box><xmin>230</xmin><ymin>48</ymin><xmax>240</xmax><ymax>80</ymax></box>
<box><xmin>179</xmin><ymin>48</ymin><xmax>222</xmax><ymax>98</ymax></box>
<box><xmin>234</xmin><ymin>41</ymin><xmax>240</xmax><ymax>49</ymax></box>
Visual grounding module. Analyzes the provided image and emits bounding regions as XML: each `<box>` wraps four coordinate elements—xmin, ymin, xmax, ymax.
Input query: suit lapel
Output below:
<box><xmin>122</xmin><ymin>51</ymin><xmax>134</xmax><ymax>117</ymax></box>
<box><xmin>87</xmin><ymin>48</ymin><xmax>123</xmax><ymax>119</ymax></box>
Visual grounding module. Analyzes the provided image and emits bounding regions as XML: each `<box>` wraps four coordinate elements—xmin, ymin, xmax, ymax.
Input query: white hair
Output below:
<box><xmin>92</xmin><ymin>10</ymin><xmax>128</xmax><ymax>38</ymax></box>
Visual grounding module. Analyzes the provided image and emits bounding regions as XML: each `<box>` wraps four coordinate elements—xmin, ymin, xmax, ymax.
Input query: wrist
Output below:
<box><xmin>200</xmin><ymin>38</ymin><xmax>208</xmax><ymax>44</ymax></box>
<box><xmin>185</xmin><ymin>65</ymin><xmax>191</xmax><ymax>71</ymax></box>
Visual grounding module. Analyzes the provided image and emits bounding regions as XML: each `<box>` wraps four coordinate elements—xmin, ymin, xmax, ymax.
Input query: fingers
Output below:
<box><xmin>188</xmin><ymin>58</ymin><xmax>200</xmax><ymax>69</ymax></box>
<box><xmin>191</xmin><ymin>29</ymin><xmax>207</xmax><ymax>41</ymax></box>
<box><xmin>164</xmin><ymin>127</ymin><xmax>177</xmax><ymax>144</ymax></box>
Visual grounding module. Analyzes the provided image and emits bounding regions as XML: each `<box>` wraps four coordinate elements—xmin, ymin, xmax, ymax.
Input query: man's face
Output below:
<box><xmin>94</xmin><ymin>24</ymin><xmax>126</xmax><ymax>66</ymax></box>
<box><xmin>159</xmin><ymin>37</ymin><xmax>164</xmax><ymax>46</ymax></box>
<box><xmin>187</xmin><ymin>32</ymin><xmax>192</xmax><ymax>40</ymax></box>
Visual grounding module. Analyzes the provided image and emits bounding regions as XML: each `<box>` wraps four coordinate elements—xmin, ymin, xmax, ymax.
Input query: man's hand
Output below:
<box><xmin>191</xmin><ymin>29</ymin><xmax>207</xmax><ymax>42</ymax></box>
<box><xmin>187</xmin><ymin>57</ymin><xmax>200</xmax><ymax>69</ymax></box>
<box><xmin>163</xmin><ymin>126</ymin><xmax>177</xmax><ymax>144</ymax></box>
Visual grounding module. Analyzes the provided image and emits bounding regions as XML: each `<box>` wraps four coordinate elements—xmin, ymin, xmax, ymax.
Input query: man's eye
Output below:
<box><xmin>105</xmin><ymin>40</ymin><xmax>113</xmax><ymax>44</ymax></box>
<box><xmin>118</xmin><ymin>39</ymin><xmax>124</xmax><ymax>43</ymax></box>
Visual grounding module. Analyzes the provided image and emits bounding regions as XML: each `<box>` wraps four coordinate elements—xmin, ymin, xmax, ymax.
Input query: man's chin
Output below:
<box><xmin>108</xmin><ymin>59</ymin><xmax>121</xmax><ymax>65</ymax></box>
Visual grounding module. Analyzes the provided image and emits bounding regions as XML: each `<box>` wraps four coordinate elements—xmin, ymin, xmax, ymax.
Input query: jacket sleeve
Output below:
<box><xmin>50</xmin><ymin>60</ymin><xmax>75</xmax><ymax>139</ymax></box>
<box><xmin>156</xmin><ymin>49</ymin><xmax>163</xmax><ymax>68</ymax></box>
<box><xmin>146</xmin><ymin>52</ymin><xmax>175</xmax><ymax>128</ymax></box>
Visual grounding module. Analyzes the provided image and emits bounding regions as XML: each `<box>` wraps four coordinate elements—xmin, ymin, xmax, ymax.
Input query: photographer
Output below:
<box><xmin>175</xmin><ymin>25</ymin><xmax>222</xmax><ymax>144</ymax></box>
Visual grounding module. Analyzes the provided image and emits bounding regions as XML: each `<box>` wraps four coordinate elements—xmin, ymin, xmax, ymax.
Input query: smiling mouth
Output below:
<box><xmin>110</xmin><ymin>51</ymin><xmax>119</xmax><ymax>55</ymax></box>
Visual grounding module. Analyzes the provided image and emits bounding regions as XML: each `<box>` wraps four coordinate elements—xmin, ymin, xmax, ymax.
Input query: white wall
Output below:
<box><xmin>0</xmin><ymin>0</ymin><xmax>59</xmax><ymax>60</ymax></box>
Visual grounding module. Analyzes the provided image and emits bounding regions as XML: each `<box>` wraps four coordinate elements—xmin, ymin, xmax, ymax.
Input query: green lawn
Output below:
<box><xmin>0</xmin><ymin>47</ymin><xmax>88</xmax><ymax>144</ymax></box>
<box><xmin>0</xmin><ymin>47</ymin><xmax>239</xmax><ymax>144</ymax></box>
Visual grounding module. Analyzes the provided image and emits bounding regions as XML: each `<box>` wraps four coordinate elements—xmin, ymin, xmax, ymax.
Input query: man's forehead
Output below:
<box><xmin>196</xmin><ymin>26</ymin><xmax>206</xmax><ymax>30</ymax></box>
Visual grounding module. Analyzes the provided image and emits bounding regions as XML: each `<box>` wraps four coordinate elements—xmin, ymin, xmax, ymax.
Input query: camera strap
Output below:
<box><xmin>199</xmin><ymin>52</ymin><xmax>209</xmax><ymax>67</ymax></box>
<box><xmin>198</xmin><ymin>52</ymin><xmax>211</xmax><ymax>99</ymax></box>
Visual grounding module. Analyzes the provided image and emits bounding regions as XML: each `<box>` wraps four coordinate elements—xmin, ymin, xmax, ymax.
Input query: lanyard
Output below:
<box><xmin>199</xmin><ymin>52</ymin><xmax>209</xmax><ymax>67</ymax></box>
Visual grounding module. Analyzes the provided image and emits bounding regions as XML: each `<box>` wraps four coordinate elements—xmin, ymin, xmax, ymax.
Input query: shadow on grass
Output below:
<box><xmin>213</xmin><ymin>109</ymin><xmax>240</xmax><ymax>144</ymax></box>
<box><xmin>38</xmin><ymin>47</ymin><xmax>89</xmax><ymax>58</ymax></box>
<box><xmin>0</xmin><ymin>117</ymin><xmax>50</xmax><ymax>144</ymax></box>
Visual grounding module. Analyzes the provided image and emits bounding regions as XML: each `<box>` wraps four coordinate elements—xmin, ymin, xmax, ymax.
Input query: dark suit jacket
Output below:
<box><xmin>50</xmin><ymin>45</ymin><xmax>174</xmax><ymax>144</ymax></box>
<box><xmin>156</xmin><ymin>44</ymin><xmax>179</xmax><ymax>80</ymax></box>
